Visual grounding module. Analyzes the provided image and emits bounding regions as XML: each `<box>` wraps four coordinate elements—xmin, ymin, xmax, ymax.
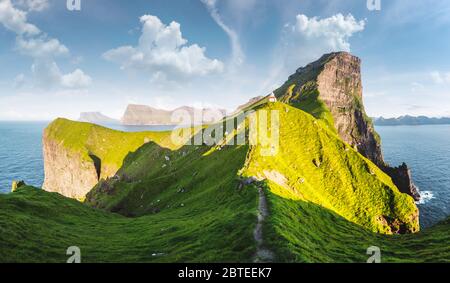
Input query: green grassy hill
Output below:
<box><xmin>81</xmin><ymin>102</ymin><xmax>417</xmax><ymax>234</ymax></box>
<box><xmin>1</xmin><ymin>185</ymin><xmax>448</xmax><ymax>263</ymax></box>
<box><xmin>45</xmin><ymin>118</ymin><xmax>182</xmax><ymax>179</ymax></box>
<box><xmin>0</xmin><ymin>102</ymin><xmax>448</xmax><ymax>263</ymax></box>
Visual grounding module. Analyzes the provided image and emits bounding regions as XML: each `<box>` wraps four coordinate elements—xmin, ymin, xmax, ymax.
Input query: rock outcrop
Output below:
<box><xmin>11</xmin><ymin>180</ymin><xmax>26</xmax><ymax>192</ymax></box>
<box><xmin>121</xmin><ymin>104</ymin><xmax>226</xmax><ymax>126</ymax></box>
<box><xmin>385</xmin><ymin>163</ymin><xmax>421</xmax><ymax>201</ymax></box>
<box><xmin>41</xmin><ymin>118</ymin><xmax>180</xmax><ymax>200</ymax></box>
<box><xmin>274</xmin><ymin>52</ymin><xmax>419</xmax><ymax>200</ymax></box>
<box><xmin>42</xmin><ymin>135</ymin><xmax>99</xmax><ymax>200</ymax></box>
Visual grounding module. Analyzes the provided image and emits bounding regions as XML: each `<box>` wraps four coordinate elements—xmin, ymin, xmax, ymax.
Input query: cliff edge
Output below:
<box><xmin>42</xmin><ymin>118</ymin><xmax>179</xmax><ymax>199</ymax></box>
<box><xmin>274</xmin><ymin>52</ymin><xmax>419</xmax><ymax>200</ymax></box>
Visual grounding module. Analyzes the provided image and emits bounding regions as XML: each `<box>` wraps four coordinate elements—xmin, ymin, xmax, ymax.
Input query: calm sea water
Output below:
<box><xmin>0</xmin><ymin>122</ymin><xmax>174</xmax><ymax>193</ymax></box>
<box><xmin>376</xmin><ymin>125</ymin><xmax>450</xmax><ymax>228</ymax></box>
<box><xmin>0</xmin><ymin>122</ymin><xmax>448</xmax><ymax>228</ymax></box>
<box><xmin>0</xmin><ymin>122</ymin><xmax>46</xmax><ymax>192</ymax></box>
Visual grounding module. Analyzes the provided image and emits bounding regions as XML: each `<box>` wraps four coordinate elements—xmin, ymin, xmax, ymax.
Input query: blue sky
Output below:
<box><xmin>1</xmin><ymin>0</ymin><xmax>450</xmax><ymax>120</ymax></box>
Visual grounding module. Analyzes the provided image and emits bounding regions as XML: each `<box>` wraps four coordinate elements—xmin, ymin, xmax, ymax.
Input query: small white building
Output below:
<box><xmin>268</xmin><ymin>93</ymin><xmax>277</xmax><ymax>103</ymax></box>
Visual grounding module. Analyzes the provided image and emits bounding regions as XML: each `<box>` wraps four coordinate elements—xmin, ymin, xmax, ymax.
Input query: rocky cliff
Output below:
<box><xmin>121</xmin><ymin>104</ymin><xmax>226</xmax><ymax>126</ymax></box>
<box><xmin>43</xmin><ymin>135</ymin><xmax>99</xmax><ymax>200</ymax></box>
<box><xmin>274</xmin><ymin>52</ymin><xmax>419</xmax><ymax>200</ymax></box>
<box><xmin>42</xmin><ymin>118</ymin><xmax>178</xmax><ymax>200</ymax></box>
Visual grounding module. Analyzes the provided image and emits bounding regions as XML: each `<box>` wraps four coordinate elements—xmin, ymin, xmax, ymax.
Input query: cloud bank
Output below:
<box><xmin>103</xmin><ymin>15</ymin><xmax>224</xmax><ymax>80</ymax></box>
<box><xmin>261</xmin><ymin>13</ymin><xmax>365</xmax><ymax>93</ymax></box>
<box><xmin>0</xmin><ymin>0</ymin><xmax>91</xmax><ymax>89</ymax></box>
<box><xmin>283</xmin><ymin>13</ymin><xmax>365</xmax><ymax>69</ymax></box>
<box><xmin>14</xmin><ymin>0</ymin><xmax>49</xmax><ymax>12</ymax></box>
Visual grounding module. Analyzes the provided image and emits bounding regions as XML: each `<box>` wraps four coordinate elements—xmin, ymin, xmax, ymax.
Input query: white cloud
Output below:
<box><xmin>0</xmin><ymin>0</ymin><xmax>91</xmax><ymax>90</ymax></box>
<box><xmin>261</xmin><ymin>13</ymin><xmax>365</xmax><ymax>94</ymax></box>
<box><xmin>201</xmin><ymin>0</ymin><xmax>244</xmax><ymax>67</ymax></box>
<box><xmin>61</xmin><ymin>69</ymin><xmax>92</xmax><ymax>88</ymax></box>
<box><xmin>31</xmin><ymin>60</ymin><xmax>92</xmax><ymax>89</ymax></box>
<box><xmin>16</xmin><ymin>36</ymin><xmax>69</xmax><ymax>58</ymax></box>
<box><xmin>103</xmin><ymin>15</ymin><xmax>224</xmax><ymax>79</ymax></box>
<box><xmin>14</xmin><ymin>0</ymin><xmax>49</xmax><ymax>12</ymax></box>
<box><xmin>0</xmin><ymin>0</ymin><xmax>40</xmax><ymax>35</ymax></box>
<box><xmin>430</xmin><ymin>71</ymin><xmax>450</xmax><ymax>84</ymax></box>
<box><xmin>291</xmin><ymin>14</ymin><xmax>365</xmax><ymax>52</ymax></box>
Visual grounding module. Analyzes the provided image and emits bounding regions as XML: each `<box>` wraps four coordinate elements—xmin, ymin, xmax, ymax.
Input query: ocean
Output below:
<box><xmin>376</xmin><ymin>125</ymin><xmax>450</xmax><ymax>228</ymax></box>
<box><xmin>0</xmin><ymin>122</ymin><xmax>448</xmax><ymax>228</ymax></box>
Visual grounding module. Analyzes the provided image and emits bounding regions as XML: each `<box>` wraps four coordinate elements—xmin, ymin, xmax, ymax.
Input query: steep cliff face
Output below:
<box><xmin>43</xmin><ymin>136</ymin><xmax>99</xmax><ymax>200</ymax></box>
<box><xmin>316</xmin><ymin>53</ymin><xmax>385</xmax><ymax>167</ymax></box>
<box><xmin>274</xmin><ymin>52</ymin><xmax>418</xmax><ymax>200</ymax></box>
<box><xmin>42</xmin><ymin>118</ymin><xmax>180</xmax><ymax>200</ymax></box>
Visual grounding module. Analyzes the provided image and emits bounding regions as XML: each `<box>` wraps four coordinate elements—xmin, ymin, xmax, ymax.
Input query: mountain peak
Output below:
<box><xmin>274</xmin><ymin>52</ymin><xmax>420</xmax><ymax>200</ymax></box>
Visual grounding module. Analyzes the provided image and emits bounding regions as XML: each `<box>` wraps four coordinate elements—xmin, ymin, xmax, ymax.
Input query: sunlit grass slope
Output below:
<box><xmin>85</xmin><ymin>103</ymin><xmax>417</xmax><ymax>235</ymax></box>
<box><xmin>243</xmin><ymin>103</ymin><xmax>418</xmax><ymax>234</ymax></box>
<box><xmin>0</xmin><ymin>164</ymin><xmax>257</xmax><ymax>263</ymax></box>
<box><xmin>0</xmin><ymin>102</ymin><xmax>447</xmax><ymax>262</ymax></box>
<box><xmin>264</xmin><ymin>190</ymin><xmax>450</xmax><ymax>263</ymax></box>
<box><xmin>45</xmin><ymin>118</ymin><xmax>180</xmax><ymax>178</ymax></box>
<box><xmin>1</xmin><ymin>186</ymin><xmax>448</xmax><ymax>263</ymax></box>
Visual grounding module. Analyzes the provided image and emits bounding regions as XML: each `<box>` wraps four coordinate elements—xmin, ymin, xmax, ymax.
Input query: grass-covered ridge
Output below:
<box><xmin>0</xmin><ymin>185</ymin><xmax>257</xmax><ymax>263</ymax></box>
<box><xmin>264</xmin><ymin>189</ymin><xmax>450</xmax><ymax>263</ymax></box>
<box><xmin>0</xmin><ymin>101</ymin><xmax>447</xmax><ymax>262</ymax></box>
<box><xmin>44</xmin><ymin>118</ymin><xmax>181</xmax><ymax>179</ymax></box>
<box><xmin>243</xmin><ymin>103</ymin><xmax>418</xmax><ymax>234</ymax></box>
<box><xmin>81</xmin><ymin>102</ymin><xmax>417</xmax><ymax>234</ymax></box>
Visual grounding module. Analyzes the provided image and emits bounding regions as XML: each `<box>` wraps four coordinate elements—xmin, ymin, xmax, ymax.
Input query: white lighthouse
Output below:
<box><xmin>268</xmin><ymin>93</ymin><xmax>277</xmax><ymax>103</ymax></box>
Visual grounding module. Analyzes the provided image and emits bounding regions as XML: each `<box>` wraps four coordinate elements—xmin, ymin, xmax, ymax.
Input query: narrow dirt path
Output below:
<box><xmin>253</xmin><ymin>187</ymin><xmax>275</xmax><ymax>263</ymax></box>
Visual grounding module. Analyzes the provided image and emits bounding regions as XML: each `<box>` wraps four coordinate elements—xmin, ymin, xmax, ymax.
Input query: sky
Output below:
<box><xmin>1</xmin><ymin>0</ymin><xmax>450</xmax><ymax>120</ymax></box>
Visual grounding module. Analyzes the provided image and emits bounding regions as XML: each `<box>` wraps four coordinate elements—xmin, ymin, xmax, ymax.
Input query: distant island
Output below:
<box><xmin>78</xmin><ymin>112</ymin><xmax>119</xmax><ymax>125</ymax></box>
<box><xmin>121</xmin><ymin>105</ymin><xmax>226</xmax><ymax>126</ymax></box>
<box><xmin>373</xmin><ymin>116</ymin><xmax>450</xmax><ymax>126</ymax></box>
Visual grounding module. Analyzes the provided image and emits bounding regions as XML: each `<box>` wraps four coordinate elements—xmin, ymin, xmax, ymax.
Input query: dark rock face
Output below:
<box><xmin>11</xmin><ymin>180</ymin><xmax>26</xmax><ymax>192</ymax></box>
<box><xmin>384</xmin><ymin>163</ymin><xmax>421</xmax><ymax>201</ymax></box>
<box><xmin>315</xmin><ymin>52</ymin><xmax>385</xmax><ymax>167</ymax></box>
<box><xmin>275</xmin><ymin>52</ymin><xmax>420</xmax><ymax>201</ymax></box>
